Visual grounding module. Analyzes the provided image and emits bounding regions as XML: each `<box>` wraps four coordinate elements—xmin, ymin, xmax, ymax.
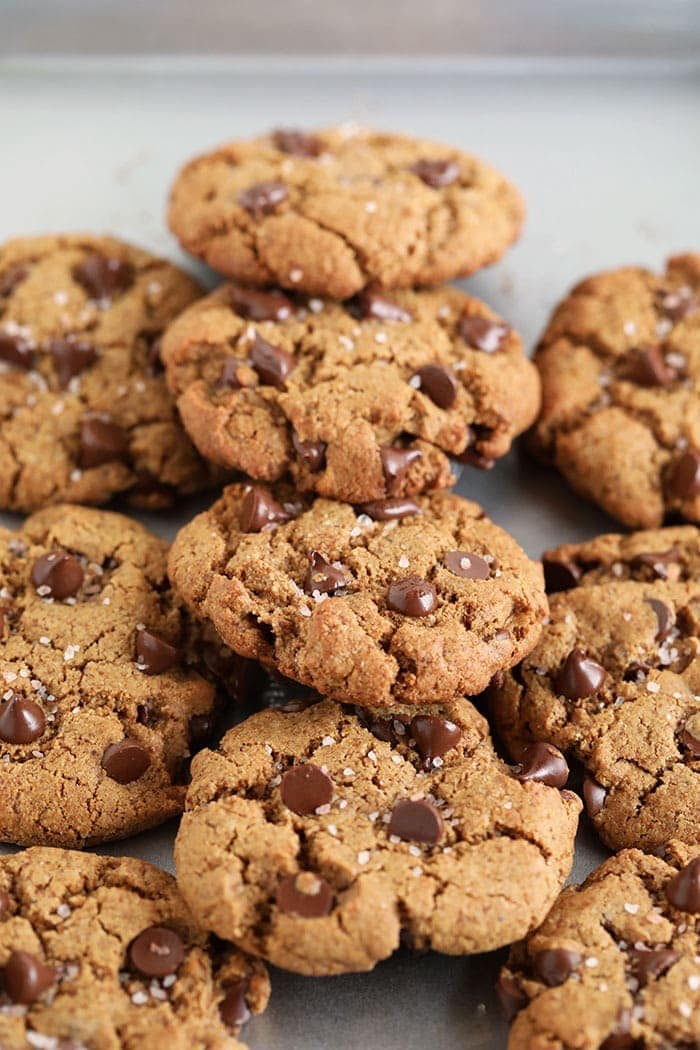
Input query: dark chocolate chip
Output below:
<box><xmin>542</xmin><ymin>558</ymin><xmax>582</xmax><ymax>593</ymax></box>
<box><xmin>495</xmin><ymin>971</ymin><xmax>528</xmax><ymax>1022</ymax></box>
<box><xmin>228</xmin><ymin>284</ymin><xmax>293</xmax><ymax>323</ymax></box>
<box><xmin>665</xmin><ymin>857</ymin><xmax>700</xmax><ymax>912</ymax></box>
<box><xmin>680</xmin><ymin>713</ymin><xmax>700</xmax><ymax>756</ymax></box>
<box><xmin>276</xmin><ymin>872</ymin><xmax>334</xmax><ymax>918</ymax></box>
<box><xmin>31</xmin><ymin>550</ymin><xmax>84</xmax><ymax>599</ymax></box>
<box><xmin>630</xmin><ymin>548</ymin><xmax>680</xmax><ymax>581</ymax></box>
<box><xmin>239</xmin><ymin>181</ymin><xmax>288</xmax><ymax>218</ymax></box>
<box><xmin>388</xmin><ymin>798</ymin><xmax>444</xmax><ymax>844</ymax></box>
<box><xmin>135</xmin><ymin>629</ymin><xmax>180</xmax><ymax>674</ymax></box>
<box><xmin>73</xmin><ymin>253</ymin><xmax>135</xmax><ymax>300</ymax></box>
<box><xmin>128</xmin><ymin>926</ymin><xmax>185</xmax><ymax>978</ymax></box>
<box><xmin>532</xmin><ymin>947</ymin><xmax>582</xmax><ymax>987</ymax></box>
<box><xmin>272</xmin><ymin>128</ymin><xmax>322</xmax><ymax>157</ymax></box>
<box><xmin>218</xmin><ymin>356</ymin><xmax>243</xmax><ymax>390</ymax></box>
<box><xmin>380</xmin><ymin>446</ymin><xmax>422</xmax><ymax>494</ymax></box>
<box><xmin>350</xmin><ymin>288</ymin><xmax>413</xmax><ymax>323</ymax></box>
<box><xmin>239</xmin><ymin>485</ymin><xmax>295</xmax><ymax>532</ymax></box>
<box><xmin>414</xmin><ymin>363</ymin><xmax>459</xmax><ymax>408</ymax></box>
<box><xmin>0</xmin><ymin>263</ymin><xmax>30</xmax><ymax>298</ymax></box>
<box><xmin>219</xmin><ymin>979</ymin><xmax>251</xmax><ymax>1029</ymax></box>
<box><xmin>629</xmin><ymin>947</ymin><xmax>680</xmax><ymax>986</ymax></box>
<box><xmin>554</xmin><ymin>648</ymin><xmax>607</xmax><ymax>700</ymax></box>
<box><xmin>79</xmin><ymin>416</ymin><xmax>130</xmax><ymax>469</ymax></box>
<box><xmin>410</xmin><ymin>159</ymin><xmax>460</xmax><ymax>187</ymax></box>
<box><xmin>0</xmin><ymin>330</ymin><xmax>35</xmax><ymax>369</ymax></box>
<box><xmin>101</xmin><ymin>739</ymin><xmax>151</xmax><ymax>784</ymax></box>
<box><xmin>280</xmin><ymin>763</ymin><xmax>333</xmax><ymax>815</ymax></box>
<box><xmin>363</xmin><ymin>715</ymin><xmax>407</xmax><ymax>745</ymax></box>
<box><xmin>645</xmin><ymin>597</ymin><xmax>675</xmax><ymax>642</ymax></box>
<box><xmin>583</xmin><ymin>775</ymin><xmax>607</xmax><ymax>817</ymax></box>
<box><xmin>250</xmin><ymin>333</ymin><xmax>295</xmax><ymax>387</ymax></box>
<box><xmin>667</xmin><ymin>450</ymin><xmax>700</xmax><ymax>500</ymax></box>
<box><xmin>47</xmin><ymin>337</ymin><xmax>97</xmax><ymax>387</ymax></box>
<box><xmin>513</xmin><ymin>742</ymin><xmax>569</xmax><ymax>788</ymax></box>
<box><xmin>358</xmin><ymin>498</ymin><xmax>420</xmax><ymax>521</ymax></box>
<box><xmin>292</xmin><ymin>432</ymin><xmax>326</xmax><ymax>472</ymax></box>
<box><xmin>304</xmin><ymin>551</ymin><xmax>347</xmax><ymax>596</ymax></box>
<box><xmin>625</xmin><ymin>344</ymin><xmax>677</xmax><ymax>387</ymax></box>
<box><xmin>410</xmin><ymin>715</ymin><xmax>460</xmax><ymax>769</ymax></box>
<box><xmin>458</xmin><ymin>314</ymin><xmax>510</xmax><ymax>353</ymax></box>
<box><xmin>188</xmin><ymin>712</ymin><xmax>217</xmax><ymax>751</ymax></box>
<box><xmin>387</xmin><ymin>576</ymin><xmax>437</xmax><ymax>617</ymax></box>
<box><xmin>4</xmin><ymin>950</ymin><xmax>55</xmax><ymax>1005</ymax></box>
<box><xmin>443</xmin><ymin>550</ymin><xmax>490</xmax><ymax>580</ymax></box>
<box><xmin>455</xmin><ymin>446</ymin><xmax>496</xmax><ymax>470</ymax></box>
<box><xmin>660</xmin><ymin>287</ymin><xmax>699</xmax><ymax>322</ymax></box>
<box><xmin>0</xmin><ymin>696</ymin><xmax>45</xmax><ymax>744</ymax></box>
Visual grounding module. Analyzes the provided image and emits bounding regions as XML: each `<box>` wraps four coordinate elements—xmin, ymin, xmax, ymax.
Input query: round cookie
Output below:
<box><xmin>167</xmin><ymin>125</ymin><xmax>524</xmax><ymax>299</ymax></box>
<box><xmin>168</xmin><ymin>483</ymin><xmax>548</xmax><ymax>707</ymax></box>
<box><xmin>0</xmin><ymin>233</ymin><xmax>217</xmax><ymax>513</ymax></box>
<box><xmin>490</xmin><ymin>551</ymin><xmax>700</xmax><ymax>852</ymax></box>
<box><xmin>160</xmin><ymin>282</ymin><xmax>539</xmax><ymax>502</ymax></box>
<box><xmin>0</xmin><ymin>504</ymin><xmax>246</xmax><ymax>848</ymax></box>
<box><xmin>531</xmin><ymin>254</ymin><xmax>700</xmax><ymax>529</ymax></box>
<box><xmin>175</xmin><ymin>697</ymin><xmax>580</xmax><ymax>976</ymax></box>
<box><xmin>0</xmin><ymin>847</ymin><xmax>269</xmax><ymax>1049</ymax></box>
<box><xmin>498</xmin><ymin>842</ymin><xmax>700</xmax><ymax>1050</ymax></box>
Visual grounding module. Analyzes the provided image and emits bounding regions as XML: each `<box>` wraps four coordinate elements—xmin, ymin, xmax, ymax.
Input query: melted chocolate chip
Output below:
<box><xmin>239</xmin><ymin>181</ymin><xmax>288</xmax><ymax>218</ymax></box>
<box><xmin>414</xmin><ymin>363</ymin><xmax>459</xmax><ymax>408</ymax></box>
<box><xmin>0</xmin><ymin>696</ymin><xmax>45</xmax><ymax>744</ymax></box>
<box><xmin>73</xmin><ymin>253</ymin><xmax>135</xmax><ymax>301</ymax></box>
<box><xmin>455</xmin><ymin>446</ymin><xmax>496</xmax><ymax>471</ymax></box>
<box><xmin>239</xmin><ymin>485</ymin><xmax>295</xmax><ymax>532</ymax></box>
<box><xmin>101</xmin><ymin>738</ymin><xmax>151</xmax><ymax>784</ymax></box>
<box><xmin>292</xmin><ymin>432</ymin><xmax>326</xmax><ymax>473</ymax></box>
<box><xmin>380</xmin><ymin>446</ymin><xmax>422</xmax><ymax>494</ymax></box>
<box><xmin>4</xmin><ymin>950</ymin><xmax>55</xmax><ymax>1005</ymax></box>
<box><xmin>350</xmin><ymin>288</ymin><xmax>413</xmax><ymax>323</ymax></box>
<box><xmin>665</xmin><ymin>857</ymin><xmax>700</xmax><ymax>912</ymax></box>
<box><xmin>542</xmin><ymin>558</ymin><xmax>582</xmax><ymax>593</ymax></box>
<box><xmin>364</xmin><ymin>714</ymin><xmax>407</xmax><ymax>745</ymax></box>
<box><xmin>135</xmin><ymin>629</ymin><xmax>181</xmax><ymax>674</ymax></box>
<box><xmin>388</xmin><ymin>799</ymin><xmax>444</xmax><ymax>844</ymax></box>
<box><xmin>443</xmin><ymin>550</ymin><xmax>490</xmax><ymax>580</ymax></box>
<box><xmin>218</xmin><ymin>356</ymin><xmax>242</xmax><ymax>390</ymax></box>
<box><xmin>513</xmin><ymin>743</ymin><xmax>569</xmax><ymax>788</ymax></box>
<box><xmin>272</xmin><ymin>128</ymin><xmax>322</xmax><ymax>157</ymax></box>
<box><xmin>219</xmin><ymin>979</ymin><xmax>252</xmax><ymax>1029</ymax></box>
<box><xmin>410</xmin><ymin>715</ymin><xmax>461</xmax><ymax>769</ymax></box>
<box><xmin>47</xmin><ymin>337</ymin><xmax>97</xmax><ymax>387</ymax></box>
<box><xmin>280</xmin><ymin>763</ymin><xmax>333</xmax><ymax>815</ymax></box>
<box><xmin>387</xmin><ymin>576</ymin><xmax>437</xmax><ymax>617</ymax></box>
<box><xmin>629</xmin><ymin>947</ymin><xmax>680</xmax><ymax>986</ymax></box>
<box><xmin>358</xmin><ymin>498</ymin><xmax>420</xmax><ymax>521</ymax></box>
<box><xmin>532</xmin><ymin>947</ymin><xmax>582</xmax><ymax>987</ymax></box>
<box><xmin>0</xmin><ymin>262</ymin><xmax>30</xmax><ymax>298</ymax></box>
<box><xmin>250</xmin><ymin>333</ymin><xmax>295</xmax><ymax>387</ymax></box>
<box><xmin>304</xmin><ymin>551</ymin><xmax>347</xmax><ymax>596</ymax></box>
<box><xmin>583</xmin><ymin>775</ymin><xmax>607</xmax><ymax>817</ymax></box>
<box><xmin>495</xmin><ymin>971</ymin><xmax>528</xmax><ymax>1022</ymax></box>
<box><xmin>0</xmin><ymin>330</ymin><xmax>35</xmax><ymax>369</ymax></box>
<box><xmin>630</xmin><ymin>548</ymin><xmax>680</xmax><ymax>580</ymax></box>
<box><xmin>645</xmin><ymin>597</ymin><xmax>675</xmax><ymax>642</ymax></box>
<box><xmin>128</xmin><ymin>926</ymin><xmax>185</xmax><ymax>978</ymax></box>
<box><xmin>667</xmin><ymin>450</ymin><xmax>700</xmax><ymax>500</ymax></box>
<box><xmin>554</xmin><ymin>648</ymin><xmax>607</xmax><ymax>700</ymax></box>
<box><xmin>31</xmin><ymin>550</ymin><xmax>84</xmax><ymax>599</ymax></box>
<box><xmin>458</xmin><ymin>315</ymin><xmax>510</xmax><ymax>353</ymax></box>
<box><xmin>410</xmin><ymin>159</ymin><xmax>460</xmax><ymax>187</ymax></box>
<box><xmin>625</xmin><ymin>345</ymin><xmax>677</xmax><ymax>387</ymax></box>
<box><xmin>228</xmin><ymin>284</ymin><xmax>293</xmax><ymax>323</ymax></box>
<box><xmin>680</xmin><ymin>713</ymin><xmax>700</xmax><ymax>756</ymax></box>
<box><xmin>79</xmin><ymin>416</ymin><xmax>130</xmax><ymax>468</ymax></box>
<box><xmin>276</xmin><ymin>872</ymin><xmax>334</xmax><ymax>918</ymax></box>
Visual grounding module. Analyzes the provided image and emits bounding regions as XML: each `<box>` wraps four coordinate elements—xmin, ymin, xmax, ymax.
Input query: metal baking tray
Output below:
<box><xmin>1</xmin><ymin>53</ymin><xmax>699</xmax><ymax>1049</ymax></box>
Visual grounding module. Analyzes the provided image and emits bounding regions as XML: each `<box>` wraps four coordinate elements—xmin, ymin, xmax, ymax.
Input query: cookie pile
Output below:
<box><xmin>0</xmin><ymin>125</ymin><xmax>697</xmax><ymax>1049</ymax></box>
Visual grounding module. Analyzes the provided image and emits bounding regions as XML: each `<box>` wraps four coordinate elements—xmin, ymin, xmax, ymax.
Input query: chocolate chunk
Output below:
<box><xmin>219</xmin><ymin>979</ymin><xmax>252</xmax><ymax>1029</ymax></box>
<box><xmin>513</xmin><ymin>742</ymin><xmax>569</xmax><ymax>788</ymax></box>
<box><xmin>410</xmin><ymin>159</ymin><xmax>460</xmax><ymax>187</ymax></box>
<box><xmin>625</xmin><ymin>344</ymin><xmax>677</xmax><ymax>387</ymax></box>
<box><xmin>135</xmin><ymin>629</ymin><xmax>181</xmax><ymax>674</ymax></box>
<box><xmin>387</xmin><ymin>576</ymin><xmax>437</xmax><ymax>617</ymax></box>
<box><xmin>0</xmin><ymin>330</ymin><xmax>35</xmax><ymax>369</ymax></box>
<box><xmin>280</xmin><ymin>763</ymin><xmax>333</xmax><ymax>815</ymax></box>
<box><xmin>292</xmin><ymin>432</ymin><xmax>326</xmax><ymax>472</ymax></box>
<box><xmin>443</xmin><ymin>550</ymin><xmax>491</xmax><ymax>580</ymax></box>
<box><xmin>388</xmin><ymin>798</ymin><xmax>444</xmax><ymax>844</ymax></box>
<box><xmin>188</xmin><ymin>712</ymin><xmax>217</xmax><ymax>751</ymax></box>
<box><xmin>272</xmin><ymin>128</ymin><xmax>322</xmax><ymax>157</ymax></box>
<box><xmin>600</xmin><ymin>1009</ymin><xmax>635</xmax><ymax>1050</ymax></box>
<box><xmin>304</xmin><ymin>551</ymin><xmax>347</xmax><ymax>596</ymax></box>
<box><xmin>629</xmin><ymin>947</ymin><xmax>680</xmax><ymax>986</ymax></box>
<box><xmin>542</xmin><ymin>558</ymin><xmax>582</xmax><ymax>593</ymax></box>
<box><xmin>680</xmin><ymin>713</ymin><xmax>700</xmax><ymax>756</ymax></box>
<box><xmin>128</xmin><ymin>926</ymin><xmax>185</xmax><ymax>978</ymax></box>
<box><xmin>239</xmin><ymin>180</ymin><xmax>288</xmax><ymax>218</ymax></box>
<box><xmin>495</xmin><ymin>971</ymin><xmax>528</xmax><ymax>1022</ymax></box>
<box><xmin>276</xmin><ymin>872</ymin><xmax>334</xmax><ymax>918</ymax></box>
<box><xmin>455</xmin><ymin>446</ymin><xmax>496</xmax><ymax>470</ymax></box>
<box><xmin>350</xmin><ymin>288</ymin><xmax>413</xmax><ymax>323</ymax></box>
<box><xmin>358</xmin><ymin>498</ymin><xmax>420</xmax><ymax>521</ymax></box>
<box><xmin>554</xmin><ymin>648</ymin><xmax>607</xmax><ymax>700</ymax></box>
<box><xmin>380</xmin><ymin>446</ymin><xmax>422</xmax><ymax>494</ymax></box>
<box><xmin>667</xmin><ymin>449</ymin><xmax>700</xmax><ymax>500</ymax></box>
<box><xmin>0</xmin><ymin>696</ymin><xmax>45</xmax><ymax>744</ymax></box>
<box><xmin>532</xmin><ymin>947</ymin><xmax>582</xmax><ymax>987</ymax></box>
<box><xmin>4</xmin><ymin>950</ymin><xmax>55</xmax><ymax>1005</ymax></box>
<box><xmin>79</xmin><ymin>416</ymin><xmax>130</xmax><ymax>468</ymax></box>
<box><xmin>458</xmin><ymin>315</ymin><xmax>510</xmax><ymax>353</ymax></box>
<box><xmin>73</xmin><ymin>253</ymin><xmax>135</xmax><ymax>300</ymax></box>
<box><xmin>583</xmin><ymin>775</ymin><xmax>607</xmax><ymax>817</ymax></box>
<box><xmin>645</xmin><ymin>597</ymin><xmax>675</xmax><ymax>642</ymax></box>
<box><xmin>660</xmin><ymin>287</ymin><xmax>699</xmax><ymax>322</ymax></box>
<box><xmin>101</xmin><ymin>738</ymin><xmax>151</xmax><ymax>784</ymax></box>
<box><xmin>665</xmin><ymin>857</ymin><xmax>700</xmax><ymax>912</ymax></box>
<box><xmin>250</xmin><ymin>333</ymin><xmax>295</xmax><ymax>387</ymax></box>
<box><xmin>410</xmin><ymin>715</ymin><xmax>460</xmax><ymax>769</ymax></box>
<box><xmin>0</xmin><ymin>262</ymin><xmax>30</xmax><ymax>298</ymax></box>
<box><xmin>364</xmin><ymin>714</ymin><xmax>407</xmax><ymax>745</ymax></box>
<box><xmin>228</xmin><ymin>284</ymin><xmax>293</xmax><ymax>322</ymax></box>
<box><xmin>630</xmin><ymin>548</ymin><xmax>679</xmax><ymax>580</ymax></box>
<box><xmin>239</xmin><ymin>485</ymin><xmax>295</xmax><ymax>532</ymax></box>
<box><xmin>47</xmin><ymin>337</ymin><xmax>97</xmax><ymax>387</ymax></box>
<box><xmin>218</xmin><ymin>356</ymin><xmax>243</xmax><ymax>390</ymax></box>
<box><xmin>414</xmin><ymin>363</ymin><xmax>459</xmax><ymax>408</ymax></box>
<box><xmin>31</xmin><ymin>550</ymin><xmax>84</xmax><ymax>599</ymax></box>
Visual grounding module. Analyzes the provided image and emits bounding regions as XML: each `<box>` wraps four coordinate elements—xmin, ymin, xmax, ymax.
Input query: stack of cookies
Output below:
<box><xmin>0</xmin><ymin>125</ymin><xmax>697</xmax><ymax>1050</ymax></box>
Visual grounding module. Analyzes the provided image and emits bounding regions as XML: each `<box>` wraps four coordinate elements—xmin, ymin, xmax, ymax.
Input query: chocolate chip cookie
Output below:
<box><xmin>175</xmin><ymin>697</ymin><xmax>580</xmax><ymax>976</ymax></box>
<box><xmin>531</xmin><ymin>254</ymin><xmax>700</xmax><ymax>528</ymax></box>
<box><xmin>0</xmin><ymin>503</ymin><xmax>243</xmax><ymax>848</ymax></box>
<box><xmin>160</xmin><ymin>282</ymin><xmax>539</xmax><ymax>502</ymax></box>
<box><xmin>167</xmin><ymin>125</ymin><xmax>524</xmax><ymax>298</ymax></box>
<box><xmin>168</xmin><ymin>483</ymin><xmax>548</xmax><ymax>707</ymax></box>
<box><xmin>490</xmin><ymin>532</ymin><xmax>700</xmax><ymax>852</ymax></box>
<box><xmin>498</xmin><ymin>842</ymin><xmax>700</xmax><ymax>1050</ymax></box>
<box><xmin>0</xmin><ymin>233</ymin><xmax>218</xmax><ymax>513</ymax></box>
<box><xmin>0</xmin><ymin>847</ymin><xmax>269</xmax><ymax>1049</ymax></box>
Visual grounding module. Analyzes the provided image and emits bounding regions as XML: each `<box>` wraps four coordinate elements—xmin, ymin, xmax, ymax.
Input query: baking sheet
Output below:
<box><xmin>1</xmin><ymin>54</ymin><xmax>699</xmax><ymax>1048</ymax></box>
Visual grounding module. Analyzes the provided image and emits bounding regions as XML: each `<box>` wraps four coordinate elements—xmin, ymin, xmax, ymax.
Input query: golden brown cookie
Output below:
<box><xmin>0</xmin><ymin>847</ymin><xmax>269</xmax><ymax>1049</ymax></box>
<box><xmin>0</xmin><ymin>233</ymin><xmax>218</xmax><ymax>513</ymax></box>
<box><xmin>175</xmin><ymin>698</ymin><xmax>580</xmax><ymax>976</ymax></box>
<box><xmin>499</xmin><ymin>842</ymin><xmax>700</xmax><ymax>1050</ymax></box>
<box><xmin>167</xmin><ymin>125</ymin><xmax>524</xmax><ymax>298</ymax></box>
<box><xmin>531</xmin><ymin>254</ymin><xmax>700</xmax><ymax>528</ymax></box>
<box><xmin>168</xmin><ymin>483</ymin><xmax>548</xmax><ymax>707</ymax></box>
<box><xmin>160</xmin><ymin>282</ymin><xmax>539</xmax><ymax>502</ymax></box>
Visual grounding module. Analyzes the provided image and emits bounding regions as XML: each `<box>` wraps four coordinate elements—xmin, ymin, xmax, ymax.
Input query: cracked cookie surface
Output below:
<box><xmin>161</xmin><ymin>282</ymin><xmax>539</xmax><ymax>502</ymax></box>
<box><xmin>168</xmin><ymin>483</ymin><xmax>548</xmax><ymax>707</ymax></box>
<box><xmin>490</xmin><ymin>531</ymin><xmax>700</xmax><ymax>852</ymax></box>
<box><xmin>0</xmin><ymin>233</ymin><xmax>217</xmax><ymax>513</ymax></box>
<box><xmin>0</xmin><ymin>847</ymin><xmax>269</xmax><ymax>1049</ymax></box>
<box><xmin>499</xmin><ymin>842</ymin><xmax>700</xmax><ymax>1050</ymax></box>
<box><xmin>0</xmin><ymin>504</ymin><xmax>235</xmax><ymax>848</ymax></box>
<box><xmin>531</xmin><ymin>254</ymin><xmax>700</xmax><ymax>528</ymax></box>
<box><xmin>167</xmin><ymin>126</ymin><xmax>524</xmax><ymax>298</ymax></box>
<box><xmin>175</xmin><ymin>697</ymin><xmax>580</xmax><ymax>975</ymax></box>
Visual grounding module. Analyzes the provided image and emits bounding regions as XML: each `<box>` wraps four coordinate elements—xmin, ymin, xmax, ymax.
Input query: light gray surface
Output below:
<box><xmin>0</xmin><ymin>55</ymin><xmax>699</xmax><ymax>1049</ymax></box>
